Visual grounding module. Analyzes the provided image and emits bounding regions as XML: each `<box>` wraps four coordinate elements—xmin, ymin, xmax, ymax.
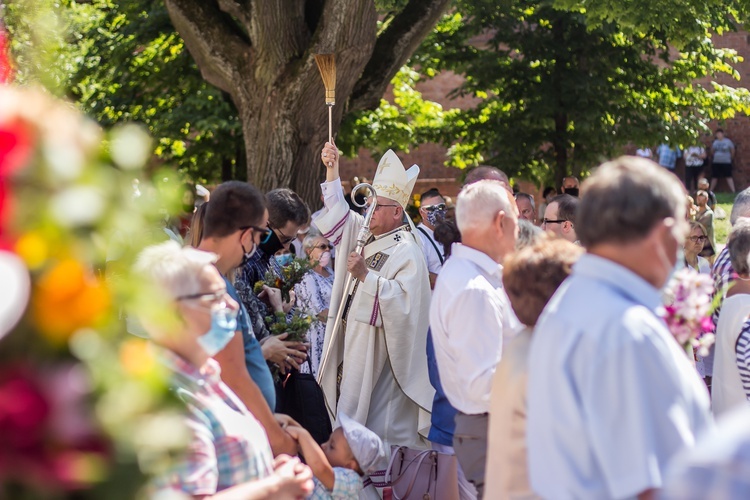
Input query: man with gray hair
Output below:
<box><xmin>515</xmin><ymin>192</ymin><xmax>536</xmax><ymax>224</ymax></box>
<box><xmin>430</xmin><ymin>180</ymin><xmax>519</xmax><ymax>497</ymax></box>
<box><xmin>464</xmin><ymin>165</ymin><xmax>510</xmax><ymax>187</ymax></box>
<box><xmin>527</xmin><ymin>157</ymin><xmax>712</xmax><ymax>499</ymax></box>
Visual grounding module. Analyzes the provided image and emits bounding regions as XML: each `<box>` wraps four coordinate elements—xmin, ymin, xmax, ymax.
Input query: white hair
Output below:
<box><xmin>456</xmin><ymin>180</ymin><xmax>513</xmax><ymax>233</ymax></box>
<box><xmin>731</xmin><ymin>187</ymin><xmax>750</xmax><ymax>225</ymax></box>
<box><xmin>134</xmin><ymin>240</ymin><xmax>218</xmax><ymax>299</ymax></box>
<box><xmin>302</xmin><ymin>228</ymin><xmax>325</xmax><ymax>251</ymax></box>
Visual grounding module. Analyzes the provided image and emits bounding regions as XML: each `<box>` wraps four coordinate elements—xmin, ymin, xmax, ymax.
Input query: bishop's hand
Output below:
<box><xmin>347</xmin><ymin>252</ymin><xmax>368</xmax><ymax>282</ymax></box>
<box><xmin>321</xmin><ymin>141</ymin><xmax>340</xmax><ymax>182</ymax></box>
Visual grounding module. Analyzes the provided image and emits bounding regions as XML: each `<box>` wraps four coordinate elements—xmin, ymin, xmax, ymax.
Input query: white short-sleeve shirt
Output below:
<box><xmin>527</xmin><ymin>254</ymin><xmax>712</xmax><ymax>499</ymax></box>
<box><xmin>416</xmin><ymin>223</ymin><xmax>444</xmax><ymax>275</ymax></box>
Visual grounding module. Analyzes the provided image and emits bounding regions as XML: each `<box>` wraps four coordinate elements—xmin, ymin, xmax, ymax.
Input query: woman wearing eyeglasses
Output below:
<box><xmin>293</xmin><ymin>230</ymin><xmax>335</xmax><ymax>377</ymax></box>
<box><xmin>135</xmin><ymin>241</ymin><xmax>313</xmax><ymax>498</ymax></box>
<box><xmin>684</xmin><ymin>221</ymin><xmax>711</xmax><ymax>274</ymax></box>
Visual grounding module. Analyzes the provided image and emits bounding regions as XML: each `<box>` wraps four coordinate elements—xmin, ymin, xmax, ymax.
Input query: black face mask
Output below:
<box><xmin>259</xmin><ymin>229</ymin><xmax>284</xmax><ymax>256</ymax></box>
<box><xmin>564</xmin><ymin>187</ymin><xmax>579</xmax><ymax>197</ymax></box>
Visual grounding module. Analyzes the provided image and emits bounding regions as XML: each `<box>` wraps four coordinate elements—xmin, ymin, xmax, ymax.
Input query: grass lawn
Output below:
<box><xmin>713</xmin><ymin>192</ymin><xmax>736</xmax><ymax>247</ymax></box>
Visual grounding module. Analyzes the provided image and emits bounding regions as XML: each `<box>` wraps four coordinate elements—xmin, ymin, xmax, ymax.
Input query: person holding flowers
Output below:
<box><xmin>527</xmin><ymin>156</ymin><xmax>712</xmax><ymax>499</ymax></box>
<box><xmin>135</xmin><ymin>241</ymin><xmax>313</xmax><ymax>498</ymax></box>
<box><xmin>293</xmin><ymin>229</ymin><xmax>335</xmax><ymax>378</ymax></box>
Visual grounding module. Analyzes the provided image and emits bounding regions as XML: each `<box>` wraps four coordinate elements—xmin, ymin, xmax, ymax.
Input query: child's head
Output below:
<box><xmin>322</xmin><ymin>413</ymin><xmax>385</xmax><ymax>476</ymax></box>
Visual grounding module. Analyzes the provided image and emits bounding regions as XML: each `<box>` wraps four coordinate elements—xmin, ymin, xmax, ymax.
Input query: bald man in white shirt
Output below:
<box><xmin>430</xmin><ymin>180</ymin><xmax>519</xmax><ymax>497</ymax></box>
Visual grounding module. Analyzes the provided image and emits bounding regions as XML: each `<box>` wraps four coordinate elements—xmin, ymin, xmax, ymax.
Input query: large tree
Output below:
<box><xmin>157</xmin><ymin>0</ymin><xmax>451</xmax><ymax>201</ymax></box>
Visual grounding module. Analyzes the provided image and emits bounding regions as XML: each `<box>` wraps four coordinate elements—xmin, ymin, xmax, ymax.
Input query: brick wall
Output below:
<box><xmin>339</xmin><ymin>31</ymin><xmax>750</xmax><ymax>202</ymax></box>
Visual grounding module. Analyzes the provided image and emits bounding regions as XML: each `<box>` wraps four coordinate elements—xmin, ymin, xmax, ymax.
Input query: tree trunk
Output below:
<box><xmin>554</xmin><ymin>112</ymin><xmax>569</xmax><ymax>189</ymax></box>
<box><xmin>164</xmin><ymin>0</ymin><xmax>451</xmax><ymax>206</ymax></box>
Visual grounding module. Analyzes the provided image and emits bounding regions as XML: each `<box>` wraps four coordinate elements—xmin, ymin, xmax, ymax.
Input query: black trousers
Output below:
<box><xmin>685</xmin><ymin>165</ymin><xmax>704</xmax><ymax>192</ymax></box>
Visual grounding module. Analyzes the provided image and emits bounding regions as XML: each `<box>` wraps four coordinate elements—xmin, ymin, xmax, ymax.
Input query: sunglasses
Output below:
<box><xmin>688</xmin><ymin>235</ymin><xmax>707</xmax><ymax>243</ymax></box>
<box><xmin>422</xmin><ymin>203</ymin><xmax>446</xmax><ymax>212</ymax></box>
<box><xmin>314</xmin><ymin>244</ymin><xmax>334</xmax><ymax>251</ymax></box>
<box><xmin>241</xmin><ymin>225</ymin><xmax>273</xmax><ymax>243</ymax></box>
<box><xmin>542</xmin><ymin>218</ymin><xmax>567</xmax><ymax>225</ymax></box>
<box><xmin>270</xmin><ymin>224</ymin><xmax>296</xmax><ymax>245</ymax></box>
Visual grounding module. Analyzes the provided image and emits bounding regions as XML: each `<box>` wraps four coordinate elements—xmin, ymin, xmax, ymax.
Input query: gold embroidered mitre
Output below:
<box><xmin>372</xmin><ymin>150</ymin><xmax>420</xmax><ymax>209</ymax></box>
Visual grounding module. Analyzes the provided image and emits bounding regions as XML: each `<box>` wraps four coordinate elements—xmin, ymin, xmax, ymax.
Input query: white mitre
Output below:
<box><xmin>371</xmin><ymin>150</ymin><xmax>419</xmax><ymax>209</ymax></box>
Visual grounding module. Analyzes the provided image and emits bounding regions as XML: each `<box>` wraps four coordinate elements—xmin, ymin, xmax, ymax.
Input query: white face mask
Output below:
<box><xmin>318</xmin><ymin>251</ymin><xmax>331</xmax><ymax>268</ymax></box>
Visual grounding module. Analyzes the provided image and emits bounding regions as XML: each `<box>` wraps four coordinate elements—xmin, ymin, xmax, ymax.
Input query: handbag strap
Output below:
<box><xmin>363</xmin><ymin>469</ymin><xmax>390</xmax><ymax>489</ymax></box>
<box><xmin>385</xmin><ymin>448</ymin><xmax>437</xmax><ymax>500</ymax></box>
<box><xmin>417</xmin><ymin>226</ymin><xmax>444</xmax><ymax>265</ymax></box>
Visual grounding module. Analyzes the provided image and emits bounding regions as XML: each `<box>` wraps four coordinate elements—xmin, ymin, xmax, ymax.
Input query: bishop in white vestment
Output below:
<box><xmin>314</xmin><ymin>144</ymin><xmax>434</xmax><ymax>452</ymax></box>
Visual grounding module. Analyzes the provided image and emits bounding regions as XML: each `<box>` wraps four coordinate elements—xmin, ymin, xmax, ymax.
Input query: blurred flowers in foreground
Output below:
<box><xmin>0</xmin><ymin>84</ymin><xmax>190</xmax><ymax>499</ymax></box>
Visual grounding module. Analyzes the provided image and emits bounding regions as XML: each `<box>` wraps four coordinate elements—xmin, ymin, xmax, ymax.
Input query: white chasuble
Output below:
<box><xmin>314</xmin><ymin>179</ymin><xmax>434</xmax><ymax>450</ymax></box>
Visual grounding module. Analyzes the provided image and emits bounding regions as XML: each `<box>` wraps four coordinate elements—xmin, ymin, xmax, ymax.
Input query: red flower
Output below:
<box><xmin>0</xmin><ymin>28</ymin><xmax>14</xmax><ymax>84</ymax></box>
<box><xmin>0</xmin><ymin>118</ymin><xmax>34</xmax><ymax>248</ymax></box>
<box><xmin>0</xmin><ymin>365</ymin><xmax>110</xmax><ymax>492</ymax></box>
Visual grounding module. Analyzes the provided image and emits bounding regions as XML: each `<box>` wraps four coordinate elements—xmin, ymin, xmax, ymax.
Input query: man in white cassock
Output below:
<box><xmin>314</xmin><ymin>141</ymin><xmax>434</xmax><ymax>453</ymax></box>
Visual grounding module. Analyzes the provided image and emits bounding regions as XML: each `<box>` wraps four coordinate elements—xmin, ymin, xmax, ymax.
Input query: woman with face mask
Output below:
<box><xmin>134</xmin><ymin>241</ymin><xmax>313</xmax><ymax>498</ymax></box>
<box><xmin>292</xmin><ymin>231</ymin><xmax>335</xmax><ymax>378</ymax></box>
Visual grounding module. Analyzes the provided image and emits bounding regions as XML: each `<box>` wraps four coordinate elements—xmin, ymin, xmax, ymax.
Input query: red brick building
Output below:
<box><xmin>339</xmin><ymin>31</ymin><xmax>750</xmax><ymax>200</ymax></box>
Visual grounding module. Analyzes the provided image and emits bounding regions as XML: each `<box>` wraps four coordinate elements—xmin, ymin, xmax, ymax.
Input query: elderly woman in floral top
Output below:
<box><xmin>135</xmin><ymin>241</ymin><xmax>313</xmax><ymax>499</ymax></box>
<box><xmin>294</xmin><ymin>230</ymin><xmax>335</xmax><ymax>378</ymax></box>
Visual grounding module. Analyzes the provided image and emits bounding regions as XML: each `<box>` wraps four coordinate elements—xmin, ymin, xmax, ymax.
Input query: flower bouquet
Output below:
<box><xmin>661</xmin><ymin>268</ymin><xmax>717</xmax><ymax>358</ymax></box>
<box><xmin>253</xmin><ymin>257</ymin><xmax>315</xmax><ymax>302</ymax></box>
<box><xmin>0</xmin><ymin>85</ymin><xmax>188</xmax><ymax>498</ymax></box>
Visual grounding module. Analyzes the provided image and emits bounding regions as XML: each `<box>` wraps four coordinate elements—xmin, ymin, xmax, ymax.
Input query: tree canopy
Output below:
<box><xmin>5</xmin><ymin>0</ymin><xmax>750</xmax><ymax>190</ymax></box>
<box><xmin>341</xmin><ymin>0</ymin><xmax>750</xmax><ymax>186</ymax></box>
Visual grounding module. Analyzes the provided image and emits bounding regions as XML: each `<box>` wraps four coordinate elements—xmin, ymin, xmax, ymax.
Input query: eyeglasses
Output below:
<box><xmin>314</xmin><ymin>244</ymin><xmax>334</xmax><ymax>251</ymax></box>
<box><xmin>270</xmin><ymin>224</ymin><xmax>296</xmax><ymax>245</ymax></box>
<box><xmin>542</xmin><ymin>218</ymin><xmax>567</xmax><ymax>225</ymax></box>
<box><xmin>367</xmin><ymin>203</ymin><xmax>400</xmax><ymax>211</ymax></box>
<box><xmin>422</xmin><ymin>203</ymin><xmax>446</xmax><ymax>213</ymax></box>
<box><xmin>177</xmin><ymin>288</ymin><xmax>228</xmax><ymax>305</ymax></box>
<box><xmin>688</xmin><ymin>235</ymin><xmax>707</xmax><ymax>243</ymax></box>
<box><xmin>241</xmin><ymin>225</ymin><xmax>273</xmax><ymax>244</ymax></box>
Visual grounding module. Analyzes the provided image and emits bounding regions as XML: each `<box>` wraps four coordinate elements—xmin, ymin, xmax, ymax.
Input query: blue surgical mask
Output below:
<box><xmin>275</xmin><ymin>254</ymin><xmax>294</xmax><ymax>267</ymax></box>
<box><xmin>197</xmin><ymin>306</ymin><xmax>238</xmax><ymax>356</ymax></box>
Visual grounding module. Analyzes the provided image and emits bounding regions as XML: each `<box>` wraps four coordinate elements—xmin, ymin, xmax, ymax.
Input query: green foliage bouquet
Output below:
<box><xmin>253</xmin><ymin>257</ymin><xmax>316</xmax><ymax>303</ymax></box>
<box><xmin>264</xmin><ymin>309</ymin><xmax>318</xmax><ymax>343</ymax></box>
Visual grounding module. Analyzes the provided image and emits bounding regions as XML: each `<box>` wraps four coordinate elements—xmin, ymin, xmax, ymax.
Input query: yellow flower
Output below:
<box><xmin>32</xmin><ymin>259</ymin><xmax>111</xmax><ymax>343</ymax></box>
<box><xmin>15</xmin><ymin>232</ymin><xmax>48</xmax><ymax>269</ymax></box>
<box><xmin>119</xmin><ymin>338</ymin><xmax>155</xmax><ymax>377</ymax></box>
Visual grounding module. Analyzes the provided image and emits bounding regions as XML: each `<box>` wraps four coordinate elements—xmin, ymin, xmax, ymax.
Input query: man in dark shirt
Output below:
<box><xmin>237</xmin><ymin>188</ymin><xmax>310</xmax><ymax>287</ymax></box>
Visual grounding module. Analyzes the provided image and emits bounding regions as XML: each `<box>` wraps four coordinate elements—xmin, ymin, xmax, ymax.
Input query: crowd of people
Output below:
<box><xmin>640</xmin><ymin>127</ymin><xmax>737</xmax><ymax>193</ymax></box>
<box><xmin>131</xmin><ymin>141</ymin><xmax>750</xmax><ymax>499</ymax></box>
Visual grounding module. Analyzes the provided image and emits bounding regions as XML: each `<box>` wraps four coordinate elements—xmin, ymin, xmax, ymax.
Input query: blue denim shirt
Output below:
<box><xmin>224</xmin><ymin>277</ymin><xmax>276</xmax><ymax>410</ymax></box>
<box><xmin>426</xmin><ymin>329</ymin><xmax>458</xmax><ymax>446</ymax></box>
